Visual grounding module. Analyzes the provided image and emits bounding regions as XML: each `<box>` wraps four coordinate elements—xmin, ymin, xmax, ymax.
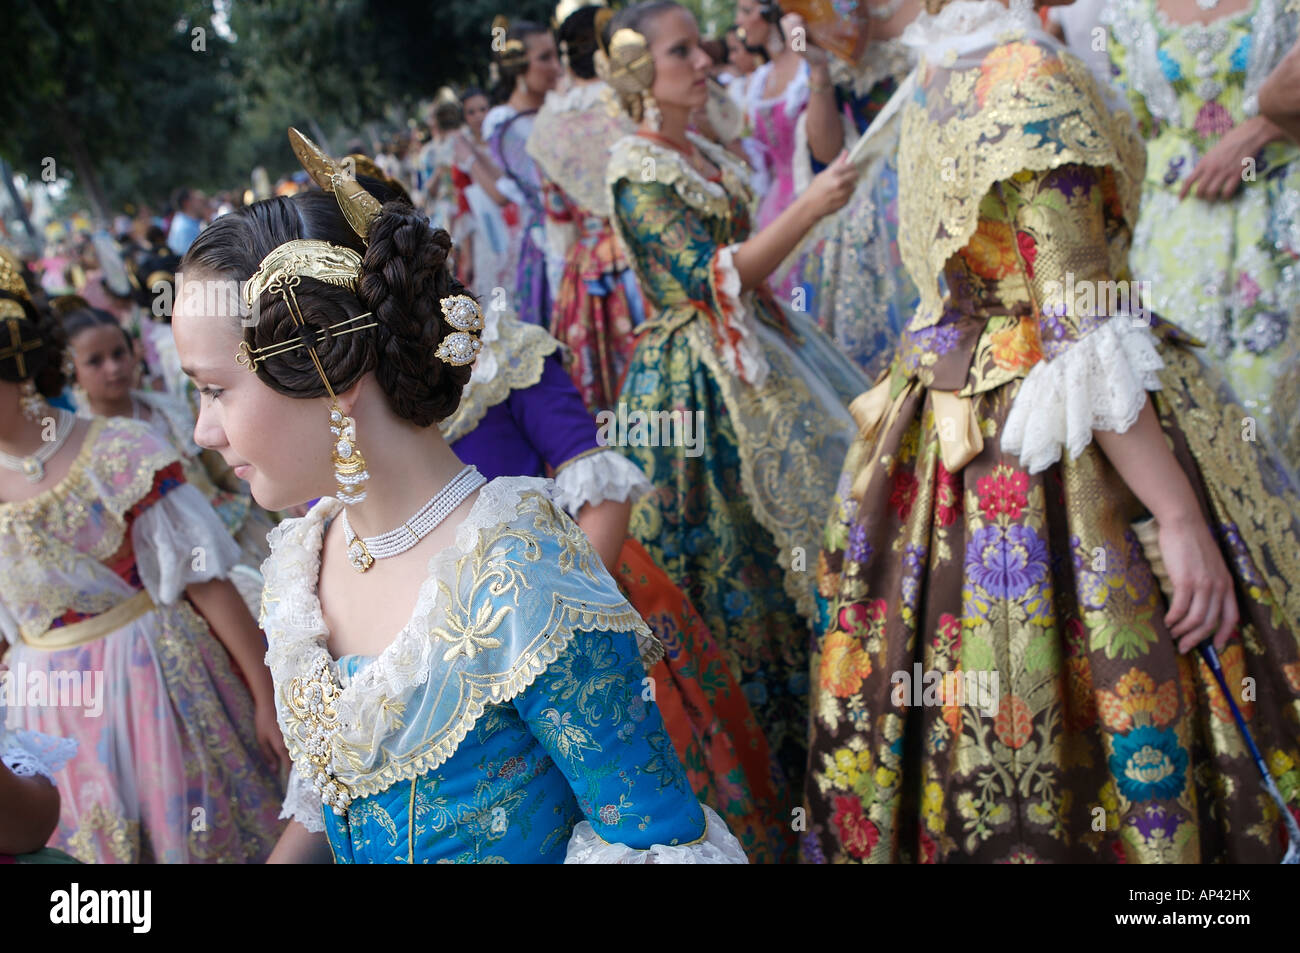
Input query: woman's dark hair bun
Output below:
<box><xmin>0</xmin><ymin>292</ymin><xmax>68</xmax><ymax>398</ymax></box>
<box><xmin>358</xmin><ymin>202</ymin><xmax>474</xmax><ymax>427</ymax></box>
<box><xmin>182</xmin><ymin>185</ymin><xmax>474</xmax><ymax>427</ymax></box>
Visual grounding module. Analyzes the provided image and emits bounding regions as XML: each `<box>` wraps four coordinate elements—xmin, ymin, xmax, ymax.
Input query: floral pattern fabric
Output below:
<box><xmin>325</xmin><ymin>624</ymin><xmax>705</xmax><ymax>863</ymax></box>
<box><xmin>1106</xmin><ymin>0</ymin><xmax>1300</xmax><ymax>472</ymax></box>
<box><xmin>0</xmin><ymin>418</ymin><xmax>284</xmax><ymax>863</ymax></box>
<box><xmin>607</xmin><ymin>132</ymin><xmax>869</xmax><ymax>862</ymax></box>
<box><xmin>803</xmin><ymin>27</ymin><xmax>1300</xmax><ymax>864</ymax></box>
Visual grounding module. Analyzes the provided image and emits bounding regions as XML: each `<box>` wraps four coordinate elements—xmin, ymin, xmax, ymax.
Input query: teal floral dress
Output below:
<box><xmin>1105</xmin><ymin>0</ymin><xmax>1300</xmax><ymax>472</ymax></box>
<box><xmin>606</xmin><ymin>131</ymin><xmax>870</xmax><ymax>861</ymax></box>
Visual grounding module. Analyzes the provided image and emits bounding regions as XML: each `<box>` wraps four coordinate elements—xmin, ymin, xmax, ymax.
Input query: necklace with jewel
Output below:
<box><xmin>0</xmin><ymin>408</ymin><xmax>76</xmax><ymax>483</ymax></box>
<box><xmin>340</xmin><ymin>464</ymin><xmax>485</xmax><ymax>572</ymax></box>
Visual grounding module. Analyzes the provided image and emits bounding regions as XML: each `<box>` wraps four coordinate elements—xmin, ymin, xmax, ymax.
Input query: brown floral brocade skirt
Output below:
<box><xmin>802</xmin><ymin>335</ymin><xmax>1300</xmax><ymax>863</ymax></box>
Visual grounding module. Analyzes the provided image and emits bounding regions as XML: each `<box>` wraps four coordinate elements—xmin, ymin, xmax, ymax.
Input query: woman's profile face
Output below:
<box><xmin>171</xmin><ymin>270</ymin><xmax>336</xmax><ymax>511</ymax></box>
<box><xmin>649</xmin><ymin>8</ymin><xmax>713</xmax><ymax>113</ymax></box>
<box><xmin>522</xmin><ymin>32</ymin><xmax>562</xmax><ymax>96</ymax></box>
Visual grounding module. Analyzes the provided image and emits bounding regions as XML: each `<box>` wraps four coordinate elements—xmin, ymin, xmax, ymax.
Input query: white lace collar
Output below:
<box><xmin>261</xmin><ymin>476</ymin><xmax>660</xmax><ymax>804</ymax></box>
<box><xmin>902</xmin><ymin>0</ymin><xmax>1041</xmax><ymax>57</ymax></box>
<box><xmin>747</xmin><ymin>58</ymin><xmax>811</xmax><ymax>115</ymax></box>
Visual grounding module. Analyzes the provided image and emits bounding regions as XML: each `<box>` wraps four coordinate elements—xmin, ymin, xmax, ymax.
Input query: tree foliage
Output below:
<box><xmin>0</xmin><ymin>0</ymin><xmax>554</xmax><ymax>218</ymax></box>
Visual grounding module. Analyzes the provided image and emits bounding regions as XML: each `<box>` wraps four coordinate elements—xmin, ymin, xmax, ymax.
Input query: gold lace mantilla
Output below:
<box><xmin>605</xmin><ymin>132</ymin><xmax>755</xmax><ymax>227</ymax></box>
<box><xmin>898</xmin><ymin>40</ymin><xmax>1145</xmax><ymax>328</ymax></box>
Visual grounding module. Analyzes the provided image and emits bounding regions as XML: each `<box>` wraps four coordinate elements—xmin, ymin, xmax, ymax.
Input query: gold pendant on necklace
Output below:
<box><xmin>347</xmin><ymin>536</ymin><xmax>374</xmax><ymax>573</ymax></box>
<box><xmin>22</xmin><ymin>457</ymin><xmax>43</xmax><ymax>483</ymax></box>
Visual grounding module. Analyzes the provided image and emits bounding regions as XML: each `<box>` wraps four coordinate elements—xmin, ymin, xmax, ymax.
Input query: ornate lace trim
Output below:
<box><xmin>542</xmin><ymin>80</ymin><xmax>616</xmax><ymax>114</ymax></box>
<box><xmin>1</xmin><ymin>728</ymin><xmax>79</xmax><ymax>782</ymax></box>
<box><xmin>897</xmin><ymin>36</ymin><xmax>1146</xmax><ymax>328</ymax></box>
<box><xmin>747</xmin><ymin>59</ymin><xmax>810</xmax><ymax>115</ymax></box>
<box><xmin>710</xmin><ymin>244</ymin><xmax>771</xmax><ymax>388</ymax></box>
<box><xmin>261</xmin><ymin>477</ymin><xmax>661</xmax><ymax>803</ymax></box>
<box><xmin>0</xmin><ymin>417</ymin><xmax>180</xmax><ymax>567</ymax></box>
<box><xmin>551</xmin><ymin>450</ymin><xmax>652</xmax><ymax>517</ymax></box>
<box><xmin>438</xmin><ymin>308</ymin><xmax>561</xmax><ymax>443</ymax></box>
<box><xmin>1001</xmin><ymin>315</ymin><xmax>1166</xmax><ymax>474</ymax></box>
<box><xmin>831</xmin><ymin>37</ymin><xmax>914</xmax><ymax>98</ymax></box>
<box><xmin>902</xmin><ymin>0</ymin><xmax>1039</xmax><ymax>51</ymax></box>
<box><xmin>682</xmin><ymin>319</ymin><xmax>848</xmax><ymax>621</ymax></box>
<box><xmin>606</xmin><ymin>133</ymin><xmax>754</xmax><ymax>223</ymax></box>
<box><xmin>280</xmin><ymin>764</ymin><xmax>326</xmax><ymax>833</ymax></box>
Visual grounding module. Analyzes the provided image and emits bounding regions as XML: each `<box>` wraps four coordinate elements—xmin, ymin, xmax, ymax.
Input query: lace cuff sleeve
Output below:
<box><xmin>564</xmin><ymin>805</ymin><xmax>749</xmax><ymax>864</ymax></box>
<box><xmin>131</xmin><ymin>481</ymin><xmax>242</xmax><ymax>604</ymax></box>
<box><xmin>281</xmin><ymin>764</ymin><xmax>326</xmax><ymax>833</ymax></box>
<box><xmin>551</xmin><ymin>449</ymin><xmax>652</xmax><ymax>517</ymax></box>
<box><xmin>710</xmin><ymin>244</ymin><xmax>771</xmax><ymax>387</ymax></box>
<box><xmin>1001</xmin><ymin>315</ymin><xmax>1165</xmax><ymax>474</ymax></box>
<box><xmin>1</xmin><ymin>729</ymin><xmax>79</xmax><ymax>783</ymax></box>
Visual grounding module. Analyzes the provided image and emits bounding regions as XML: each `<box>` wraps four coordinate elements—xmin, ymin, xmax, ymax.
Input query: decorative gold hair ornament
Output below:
<box><xmin>288</xmin><ymin>127</ymin><xmax>384</xmax><ymax>241</ymax></box>
<box><xmin>0</xmin><ymin>247</ymin><xmax>31</xmax><ymax>321</ymax></box>
<box><xmin>237</xmin><ymin>239</ymin><xmax>378</xmax><ymax>377</ymax></box>
<box><xmin>236</xmin><ymin>239</ymin><xmax>378</xmax><ymax>374</ymax></box>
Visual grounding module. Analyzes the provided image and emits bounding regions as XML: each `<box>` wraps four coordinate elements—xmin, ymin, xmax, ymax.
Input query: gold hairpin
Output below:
<box><xmin>239</xmin><ymin>238</ymin><xmax>377</xmax><ymax>390</ymax></box>
<box><xmin>235</xmin><ymin>313</ymin><xmax>378</xmax><ymax>373</ymax></box>
<box><xmin>243</xmin><ymin>239</ymin><xmax>365</xmax><ymax>309</ymax></box>
<box><xmin>0</xmin><ymin>316</ymin><xmax>42</xmax><ymax>377</ymax></box>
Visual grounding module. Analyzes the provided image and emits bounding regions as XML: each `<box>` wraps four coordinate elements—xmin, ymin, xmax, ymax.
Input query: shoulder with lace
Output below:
<box><xmin>263</xmin><ymin>476</ymin><xmax>663</xmax><ymax>808</ymax></box>
<box><xmin>437</xmin><ymin>307</ymin><xmax>561</xmax><ymax>443</ymax></box>
<box><xmin>898</xmin><ymin>24</ymin><xmax>1145</xmax><ymax>329</ymax></box>
<box><xmin>540</xmin><ymin>80</ymin><xmax>617</xmax><ymax>115</ymax></box>
<box><xmin>0</xmin><ymin>416</ymin><xmax>179</xmax><ymax>538</ymax></box>
<box><xmin>607</xmin><ymin>133</ymin><xmax>748</xmax><ymax>220</ymax></box>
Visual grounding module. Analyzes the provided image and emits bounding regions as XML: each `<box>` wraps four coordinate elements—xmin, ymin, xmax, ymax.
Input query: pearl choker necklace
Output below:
<box><xmin>340</xmin><ymin>465</ymin><xmax>486</xmax><ymax>572</ymax></box>
<box><xmin>0</xmin><ymin>408</ymin><xmax>76</xmax><ymax>483</ymax></box>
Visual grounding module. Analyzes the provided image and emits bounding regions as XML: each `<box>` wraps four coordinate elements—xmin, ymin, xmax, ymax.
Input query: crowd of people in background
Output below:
<box><xmin>4</xmin><ymin>0</ymin><xmax>1300</xmax><ymax>866</ymax></box>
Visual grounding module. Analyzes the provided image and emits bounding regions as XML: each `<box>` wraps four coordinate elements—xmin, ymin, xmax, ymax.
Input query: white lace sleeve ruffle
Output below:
<box><xmin>551</xmin><ymin>450</ymin><xmax>652</xmax><ymax>518</ymax></box>
<box><xmin>564</xmin><ymin>806</ymin><xmax>749</xmax><ymax>864</ymax></box>
<box><xmin>1</xmin><ymin>728</ymin><xmax>78</xmax><ymax>783</ymax></box>
<box><xmin>280</xmin><ymin>764</ymin><xmax>326</xmax><ymax>833</ymax></box>
<box><xmin>711</xmin><ymin>244</ymin><xmax>771</xmax><ymax>388</ymax></box>
<box><xmin>1002</xmin><ymin>314</ymin><xmax>1165</xmax><ymax>474</ymax></box>
<box><xmin>131</xmin><ymin>482</ymin><xmax>242</xmax><ymax>605</ymax></box>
